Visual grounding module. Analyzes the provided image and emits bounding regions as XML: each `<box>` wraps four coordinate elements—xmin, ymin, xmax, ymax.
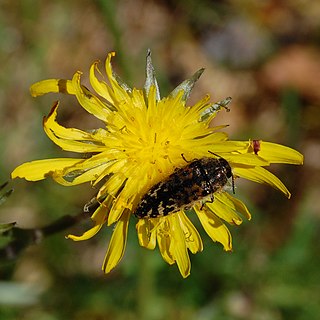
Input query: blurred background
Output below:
<box><xmin>0</xmin><ymin>0</ymin><xmax>319</xmax><ymax>319</ymax></box>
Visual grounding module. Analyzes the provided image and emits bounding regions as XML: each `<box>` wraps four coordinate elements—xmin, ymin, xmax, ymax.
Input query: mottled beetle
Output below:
<box><xmin>134</xmin><ymin>155</ymin><xmax>233</xmax><ymax>219</ymax></box>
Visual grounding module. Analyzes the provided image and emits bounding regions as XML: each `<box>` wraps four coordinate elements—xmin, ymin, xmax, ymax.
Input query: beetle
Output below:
<box><xmin>134</xmin><ymin>155</ymin><xmax>233</xmax><ymax>219</ymax></box>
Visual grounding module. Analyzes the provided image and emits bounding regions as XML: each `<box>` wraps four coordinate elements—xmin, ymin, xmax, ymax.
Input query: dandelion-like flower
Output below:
<box><xmin>12</xmin><ymin>51</ymin><xmax>303</xmax><ymax>277</ymax></box>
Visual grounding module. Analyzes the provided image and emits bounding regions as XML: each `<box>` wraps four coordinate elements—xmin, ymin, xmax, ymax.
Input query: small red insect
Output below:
<box><xmin>252</xmin><ymin>139</ymin><xmax>261</xmax><ymax>155</ymax></box>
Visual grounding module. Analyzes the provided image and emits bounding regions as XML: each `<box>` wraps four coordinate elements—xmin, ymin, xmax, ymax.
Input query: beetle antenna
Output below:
<box><xmin>232</xmin><ymin>175</ymin><xmax>235</xmax><ymax>194</ymax></box>
<box><xmin>181</xmin><ymin>153</ymin><xmax>190</xmax><ymax>163</ymax></box>
<box><xmin>208</xmin><ymin>150</ymin><xmax>220</xmax><ymax>158</ymax></box>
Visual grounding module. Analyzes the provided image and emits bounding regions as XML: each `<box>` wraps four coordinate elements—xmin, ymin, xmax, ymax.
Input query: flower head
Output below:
<box><xmin>12</xmin><ymin>50</ymin><xmax>303</xmax><ymax>277</ymax></box>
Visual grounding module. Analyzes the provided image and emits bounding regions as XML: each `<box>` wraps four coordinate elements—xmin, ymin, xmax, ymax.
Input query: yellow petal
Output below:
<box><xmin>228</xmin><ymin>153</ymin><xmax>270</xmax><ymax>166</ymax></box>
<box><xmin>72</xmin><ymin>71</ymin><xmax>110</xmax><ymax>122</ymax></box>
<box><xmin>136</xmin><ymin>218</ymin><xmax>157</xmax><ymax>250</ymax></box>
<box><xmin>156</xmin><ymin>218</ymin><xmax>175</xmax><ymax>265</ymax></box>
<box><xmin>52</xmin><ymin>154</ymin><xmax>124</xmax><ymax>187</ymax></box>
<box><xmin>206</xmin><ymin>196</ymin><xmax>243</xmax><ymax>226</ymax></box>
<box><xmin>169</xmin><ymin>215</ymin><xmax>191</xmax><ymax>278</ymax></box>
<box><xmin>102</xmin><ymin>210</ymin><xmax>130</xmax><ymax>273</ymax></box>
<box><xmin>189</xmin><ymin>139</ymin><xmax>248</xmax><ymax>155</ymax></box>
<box><xmin>187</xmin><ymin>132</ymin><xmax>228</xmax><ymax>149</ymax></box>
<box><xmin>211</xmin><ymin>140</ymin><xmax>249</xmax><ymax>153</ymax></box>
<box><xmin>258</xmin><ymin>141</ymin><xmax>304</xmax><ymax>165</ymax></box>
<box><xmin>52</xmin><ymin>161</ymin><xmax>111</xmax><ymax>186</ymax></box>
<box><xmin>97</xmin><ymin>172</ymin><xmax>126</xmax><ymax>198</ymax></box>
<box><xmin>11</xmin><ymin>158</ymin><xmax>81</xmax><ymax>181</ymax></box>
<box><xmin>30</xmin><ymin>79</ymin><xmax>75</xmax><ymax>97</ymax></box>
<box><xmin>233</xmin><ymin>165</ymin><xmax>291</xmax><ymax>198</ymax></box>
<box><xmin>67</xmin><ymin>223</ymin><xmax>103</xmax><ymax>241</ymax></box>
<box><xmin>89</xmin><ymin>60</ymin><xmax>114</xmax><ymax>104</ymax></box>
<box><xmin>218</xmin><ymin>192</ymin><xmax>252</xmax><ymax>220</ymax></box>
<box><xmin>44</xmin><ymin>102</ymin><xmax>107</xmax><ymax>153</ymax></box>
<box><xmin>104</xmin><ymin>52</ymin><xmax>130</xmax><ymax>103</ymax></box>
<box><xmin>157</xmin><ymin>230</ymin><xmax>175</xmax><ymax>265</ymax></box>
<box><xmin>66</xmin><ymin>204</ymin><xmax>107</xmax><ymax>241</ymax></box>
<box><xmin>194</xmin><ymin>206</ymin><xmax>232</xmax><ymax>251</ymax></box>
<box><xmin>107</xmin><ymin>197</ymin><xmax>128</xmax><ymax>226</ymax></box>
<box><xmin>177</xmin><ymin>211</ymin><xmax>203</xmax><ymax>254</ymax></box>
<box><xmin>206</xmin><ymin>192</ymin><xmax>251</xmax><ymax>224</ymax></box>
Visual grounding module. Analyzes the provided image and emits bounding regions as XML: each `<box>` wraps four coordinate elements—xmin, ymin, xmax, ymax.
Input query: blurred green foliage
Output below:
<box><xmin>0</xmin><ymin>0</ymin><xmax>319</xmax><ymax>319</ymax></box>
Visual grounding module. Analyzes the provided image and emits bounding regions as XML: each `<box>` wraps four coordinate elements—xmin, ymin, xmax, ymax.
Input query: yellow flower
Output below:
<box><xmin>11</xmin><ymin>50</ymin><xmax>303</xmax><ymax>278</ymax></box>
